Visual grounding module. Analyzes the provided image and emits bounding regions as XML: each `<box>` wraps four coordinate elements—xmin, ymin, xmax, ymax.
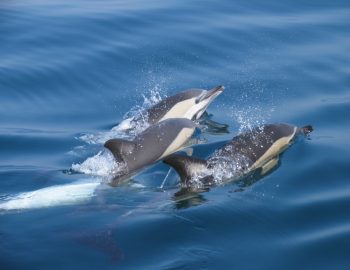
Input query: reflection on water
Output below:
<box><xmin>172</xmin><ymin>163</ymin><xmax>278</xmax><ymax>209</ymax></box>
<box><xmin>173</xmin><ymin>187</ymin><xmax>209</xmax><ymax>209</ymax></box>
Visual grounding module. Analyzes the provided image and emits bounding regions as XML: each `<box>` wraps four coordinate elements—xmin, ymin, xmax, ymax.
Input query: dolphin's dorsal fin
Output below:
<box><xmin>163</xmin><ymin>154</ymin><xmax>207</xmax><ymax>184</ymax></box>
<box><xmin>104</xmin><ymin>138</ymin><xmax>135</xmax><ymax>162</ymax></box>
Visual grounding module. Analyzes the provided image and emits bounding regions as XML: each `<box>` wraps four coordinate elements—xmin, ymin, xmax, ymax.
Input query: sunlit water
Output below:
<box><xmin>1</xmin><ymin>0</ymin><xmax>350</xmax><ymax>269</ymax></box>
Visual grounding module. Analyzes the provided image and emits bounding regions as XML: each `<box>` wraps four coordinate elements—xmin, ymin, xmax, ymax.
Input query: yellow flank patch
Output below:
<box><xmin>159</xmin><ymin>99</ymin><xmax>195</xmax><ymax>122</ymax></box>
<box><xmin>250</xmin><ymin>127</ymin><xmax>297</xmax><ymax>171</ymax></box>
<box><xmin>159</xmin><ymin>127</ymin><xmax>195</xmax><ymax>159</ymax></box>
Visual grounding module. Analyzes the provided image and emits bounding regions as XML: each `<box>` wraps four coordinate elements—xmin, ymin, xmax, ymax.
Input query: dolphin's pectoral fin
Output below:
<box><xmin>183</xmin><ymin>137</ymin><xmax>207</xmax><ymax>149</ymax></box>
<box><xmin>197</xmin><ymin>112</ymin><xmax>229</xmax><ymax>134</ymax></box>
<box><xmin>104</xmin><ymin>138</ymin><xmax>135</xmax><ymax>162</ymax></box>
<box><xmin>198</xmin><ymin>111</ymin><xmax>211</xmax><ymax>120</ymax></box>
<box><xmin>261</xmin><ymin>156</ymin><xmax>279</xmax><ymax>176</ymax></box>
<box><xmin>200</xmin><ymin>118</ymin><xmax>229</xmax><ymax>135</ymax></box>
<box><xmin>163</xmin><ymin>154</ymin><xmax>207</xmax><ymax>185</ymax></box>
<box><xmin>205</xmin><ymin>118</ymin><xmax>229</xmax><ymax>130</ymax></box>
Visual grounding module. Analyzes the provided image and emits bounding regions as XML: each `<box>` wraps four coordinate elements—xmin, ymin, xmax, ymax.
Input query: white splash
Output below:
<box><xmin>186</xmin><ymin>144</ymin><xmax>252</xmax><ymax>188</ymax></box>
<box><xmin>233</xmin><ymin>106</ymin><xmax>268</xmax><ymax>133</ymax></box>
<box><xmin>210</xmin><ymin>155</ymin><xmax>250</xmax><ymax>185</ymax></box>
<box><xmin>71</xmin><ymin>150</ymin><xmax>120</xmax><ymax>177</ymax></box>
<box><xmin>79</xmin><ymin>86</ymin><xmax>165</xmax><ymax>144</ymax></box>
<box><xmin>0</xmin><ymin>180</ymin><xmax>100</xmax><ymax>211</ymax></box>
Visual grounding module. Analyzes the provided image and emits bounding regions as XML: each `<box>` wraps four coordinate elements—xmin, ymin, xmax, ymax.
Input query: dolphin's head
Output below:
<box><xmin>183</xmin><ymin>85</ymin><xmax>224</xmax><ymax>120</ymax></box>
<box><xmin>152</xmin><ymin>85</ymin><xmax>224</xmax><ymax>123</ymax></box>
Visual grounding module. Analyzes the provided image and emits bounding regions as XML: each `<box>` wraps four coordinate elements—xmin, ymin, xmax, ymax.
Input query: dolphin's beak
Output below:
<box><xmin>195</xmin><ymin>85</ymin><xmax>225</xmax><ymax>104</ymax></box>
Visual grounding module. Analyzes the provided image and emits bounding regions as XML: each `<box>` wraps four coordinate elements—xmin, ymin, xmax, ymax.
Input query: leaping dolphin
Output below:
<box><xmin>163</xmin><ymin>123</ymin><xmax>313</xmax><ymax>188</ymax></box>
<box><xmin>105</xmin><ymin>118</ymin><xmax>197</xmax><ymax>185</ymax></box>
<box><xmin>119</xmin><ymin>86</ymin><xmax>225</xmax><ymax>130</ymax></box>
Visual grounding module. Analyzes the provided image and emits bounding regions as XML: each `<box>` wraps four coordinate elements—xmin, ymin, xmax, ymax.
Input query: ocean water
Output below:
<box><xmin>1</xmin><ymin>0</ymin><xmax>350</xmax><ymax>269</ymax></box>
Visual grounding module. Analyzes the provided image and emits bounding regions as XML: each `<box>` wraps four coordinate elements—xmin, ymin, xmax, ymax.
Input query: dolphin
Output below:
<box><xmin>105</xmin><ymin>118</ymin><xmax>197</xmax><ymax>185</ymax></box>
<box><xmin>119</xmin><ymin>85</ymin><xmax>225</xmax><ymax>130</ymax></box>
<box><xmin>163</xmin><ymin>123</ymin><xmax>313</xmax><ymax>188</ymax></box>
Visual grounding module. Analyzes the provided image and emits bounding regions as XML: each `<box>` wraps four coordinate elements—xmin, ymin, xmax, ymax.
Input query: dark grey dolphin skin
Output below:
<box><xmin>132</xmin><ymin>85</ymin><xmax>224</xmax><ymax>125</ymax></box>
<box><xmin>105</xmin><ymin>118</ymin><xmax>197</xmax><ymax>185</ymax></box>
<box><xmin>164</xmin><ymin>123</ymin><xmax>313</xmax><ymax>187</ymax></box>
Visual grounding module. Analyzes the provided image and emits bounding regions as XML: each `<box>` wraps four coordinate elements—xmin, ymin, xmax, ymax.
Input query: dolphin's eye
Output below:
<box><xmin>195</xmin><ymin>92</ymin><xmax>205</xmax><ymax>104</ymax></box>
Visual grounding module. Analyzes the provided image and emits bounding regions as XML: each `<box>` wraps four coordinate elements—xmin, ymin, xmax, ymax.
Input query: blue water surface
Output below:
<box><xmin>1</xmin><ymin>0</ymin><xmax>350</xmax><ymax>269</ymax></box>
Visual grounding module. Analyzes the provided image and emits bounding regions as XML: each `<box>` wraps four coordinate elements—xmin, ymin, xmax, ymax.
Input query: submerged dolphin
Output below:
<box><xmin>118</xmin><ymin>86</ymin><xmax>225</xmax><ymax>130</ymax></box>
<box><xmin>105</xmin><ymin>118</ymin><xmax>197</xmax><ymax>185</ymax></box>
<box><xmin>164</xmin><ymin>123</ymin><xmax>313</xmax><ymax>188</ymax></box>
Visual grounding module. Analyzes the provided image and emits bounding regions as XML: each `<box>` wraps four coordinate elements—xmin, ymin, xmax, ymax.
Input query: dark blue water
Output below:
<box><xmin>1</xmin><ymin>0</ymin><xmax>350</xmax><ymax>269</ymax></box>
